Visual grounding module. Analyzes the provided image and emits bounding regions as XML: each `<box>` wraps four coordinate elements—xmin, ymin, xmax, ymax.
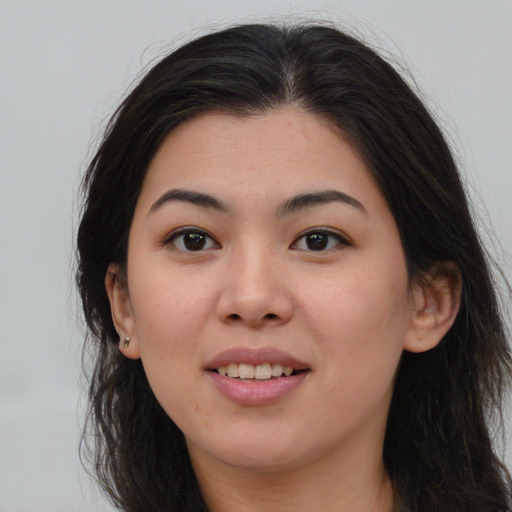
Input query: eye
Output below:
<box><xmin>166</xmin><ymin>228</ymin><xmax>220</xmax><ymax>252</ymax></box>
<box><xmin>291</xmin><ymin>230</ymin><xmax>349</xmax><ymax>251</ymax></box>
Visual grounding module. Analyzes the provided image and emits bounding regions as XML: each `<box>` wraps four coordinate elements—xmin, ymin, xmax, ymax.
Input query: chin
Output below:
<box><xmin>186</xmin><ymin>426</ymin><xmax>307</xmax><ymax>471</ymax></box>
<box><xmin>187</xmin><ymin>420</ymin><xmax>336</xmax><ymax>475</ymax></box>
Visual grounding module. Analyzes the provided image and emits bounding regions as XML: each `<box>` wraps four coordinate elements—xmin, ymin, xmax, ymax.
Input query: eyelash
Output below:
<box><xmin>164</xmin><ymin>227</ymin><xmax>220</xmax><ymax>252</ymax></box>
<box><xmin>291</xmin><ymin>229</ymin><xmax>350</xmax><ymax>252</ymax></box>
<box><xmin>164</xmin><ymin>227</ymin><xmax>350</xmax><ymax>253</ymax></box>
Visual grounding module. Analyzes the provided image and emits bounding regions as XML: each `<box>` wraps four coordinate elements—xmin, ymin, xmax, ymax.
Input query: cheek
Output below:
<box><xmin>129</xmin><ymin>280</ymin><xmax>212</xmax><ymax>426</ymax></box>
<box><xmin>130</xmin><ymin>264</ymin><xmax>213</xmax><ymax>341</ymax></box>
<box><xmin>303</xmin><ymin>266</ymin><xmax>409</xmax><ymax>337</ymax></box>
<box><xmin>127</xmin><ymin>268</ymin><xmax>217</xmax><ymax>400</ymax></box>
<box><xmin>299</xmin><ymin>262</ymin><xmax>410</xmax><ymax>387</ymax></box>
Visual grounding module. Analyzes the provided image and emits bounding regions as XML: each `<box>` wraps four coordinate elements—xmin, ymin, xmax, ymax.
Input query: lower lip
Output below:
<box><xmin>206</xmin><ymin>371</ymin><xmax>308</xmax><ymax>406</ymax></box>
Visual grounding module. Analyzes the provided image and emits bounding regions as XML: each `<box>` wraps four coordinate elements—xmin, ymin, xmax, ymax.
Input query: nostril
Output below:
<box><xmin>226</xmin><ymin>312</ymin><xmax>279</xmax><ymax>322</ymax></box>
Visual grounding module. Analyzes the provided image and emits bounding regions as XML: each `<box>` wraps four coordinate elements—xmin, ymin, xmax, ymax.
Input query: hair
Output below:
<box><xmin>77</xmin><ymin>23</ymin><xmax>512</xmax><ymax>512</ymax></box>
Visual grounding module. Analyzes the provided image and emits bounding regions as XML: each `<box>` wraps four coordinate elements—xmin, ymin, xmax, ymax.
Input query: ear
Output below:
<box><xmin>404</xmin><ymin>263</ymin><xmax>462</xmax><ymax>353</ymax></box>
<box><xmin>105</xmin><ymin>263</ymin><xmax>141</xmax><ymax>359</ymax></box>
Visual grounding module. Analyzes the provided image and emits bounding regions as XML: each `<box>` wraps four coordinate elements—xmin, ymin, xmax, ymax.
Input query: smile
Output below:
<box><xmin>215</xmin><ymin>363</ymin><xmax>301</xmax><ymax>380</ymax></box>
<box><xmin>205</xmin><ymin>348</ymin><xmax>310</xmax><ymax>405</ymax></box>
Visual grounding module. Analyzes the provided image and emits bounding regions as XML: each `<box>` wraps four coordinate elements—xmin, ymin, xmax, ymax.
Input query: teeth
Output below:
<box><xmin>227</xmin><ymin>363</ymin><xmax>239</xmax><ymax>378</ymax></box>
<box><xmin>239</xmin><ymin>363</ymin><xmax>255</xmax><ymax>379</ymax></box>
<box><xmin>254</xmin><ymin>363</ymin><xmax>272</xmax><ymax>380</ymax></box>
<box><xmin>216</xmin><ymin>363</ymin><xmax>295</xmax><ymax>379</ymax></box>
<box><xmin>271</xmin><ymin>364</ymin><xmax>284</xmax><ymax>377</ymax></box>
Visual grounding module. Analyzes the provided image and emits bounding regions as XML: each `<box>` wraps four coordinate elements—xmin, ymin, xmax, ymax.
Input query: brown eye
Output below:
<box><xmin>183</xmin><ymin>232</ymin><xmax>207</xmax><ymax>251</ymax></box>
<box><xmin>167</xmin><ymin>229</ymin><xmax>219</xmax><ymax>252</ymax></box>
<box><xmin>304</xmin><ymin>233</ymin><xmax>329</xmax><ymax>251</ymax></box>
<box><xmin>292</xmin><ymin>230</ymin><xmax>349</xmax><ymax>251</ymax></box>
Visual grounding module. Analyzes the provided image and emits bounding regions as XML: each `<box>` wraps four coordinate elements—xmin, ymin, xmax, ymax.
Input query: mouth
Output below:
<box><xmin>204</xmin><ymin>347</ymin><xmax>311</xmax><ymax>404</ymax></box>
<box><xmin>210</xmin><ymin>363</ymin><xmax>308</xmax><ymax>381</ymax></box>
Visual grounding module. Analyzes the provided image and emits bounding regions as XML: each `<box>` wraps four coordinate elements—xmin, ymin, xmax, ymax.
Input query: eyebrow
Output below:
<box><xmin>149</xmin><ymin>188</ymin><xmax>229</xmax><ymax>214</ymax></box>
<box><xmin>149</xmin><ymin>188</ymin><xmax>366</xmax><ymax>216</ymax></box>
<box><xmin>277</xmin><ymin>190</ymin><xmax>366</xmax><ymax>216</ymax></box>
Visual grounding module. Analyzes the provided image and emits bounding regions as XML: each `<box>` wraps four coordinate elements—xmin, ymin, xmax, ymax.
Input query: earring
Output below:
<box><xmin>123</xmin><ymin>337</ymin><xmax>131</xmax><ymax>348</ymax></box>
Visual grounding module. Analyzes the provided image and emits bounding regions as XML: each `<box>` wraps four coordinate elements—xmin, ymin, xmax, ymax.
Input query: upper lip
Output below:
<box><xmin>205</xmin><ymin>346</ymin><xmax>310</xmax><ymax>370</ymax></box>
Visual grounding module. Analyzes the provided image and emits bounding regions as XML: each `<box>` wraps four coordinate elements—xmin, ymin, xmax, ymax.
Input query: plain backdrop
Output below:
<box><xmin>1</xmin><ymin>1</ymin><xmax>511</xmax><ymax>510</ymax></box>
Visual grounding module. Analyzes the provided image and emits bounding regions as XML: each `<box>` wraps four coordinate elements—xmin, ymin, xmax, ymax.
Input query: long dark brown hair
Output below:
<box><xmin>77</xmin><ymin>23</ymin><xmax>512</xmax><ymax>511</ymax></box>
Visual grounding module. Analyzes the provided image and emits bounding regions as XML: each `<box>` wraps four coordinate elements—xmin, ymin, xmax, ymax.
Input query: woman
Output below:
<box><xmin>77</xmin><ymin>23</ymin><xmax>512</xmax><ymax>511</ymax></box>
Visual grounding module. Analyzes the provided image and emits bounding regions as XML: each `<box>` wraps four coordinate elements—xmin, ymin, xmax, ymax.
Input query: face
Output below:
<box><xmin>111</xmin><ymin>108</ymin><xmax>420</xmax><ymax>473</ymax></box>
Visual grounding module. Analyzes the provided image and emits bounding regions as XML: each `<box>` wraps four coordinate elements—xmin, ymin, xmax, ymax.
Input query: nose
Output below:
<box><xmin>215</xmin><ymin>245</ymin><xmax>294</xmax><ymax>328</ymax></box>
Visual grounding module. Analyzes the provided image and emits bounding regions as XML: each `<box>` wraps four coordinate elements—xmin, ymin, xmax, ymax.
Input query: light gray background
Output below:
<box><xmin>1</xmin><ymin>1</ymin><xmax>511</xmax><ymax>511</ymax></box>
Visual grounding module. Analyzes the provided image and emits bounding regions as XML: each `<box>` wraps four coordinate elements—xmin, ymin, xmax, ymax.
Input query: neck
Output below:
<box><xmin>188</xmin><ymin>434</ymin><xmax>394</xmax><ymax>512</ymax></box>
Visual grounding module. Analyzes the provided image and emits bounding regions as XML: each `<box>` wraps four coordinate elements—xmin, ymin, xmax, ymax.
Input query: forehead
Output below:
<box><xmin>138</xmin><ymin>108</ymin><xmax>384</xmax><ymax>216</ymax></box>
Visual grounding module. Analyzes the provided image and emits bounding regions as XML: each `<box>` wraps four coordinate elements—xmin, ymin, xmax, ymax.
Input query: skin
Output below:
<box><xmin>107</xmin><ymin>108</ymin><xmax>459</xmax><ymax>512</ymax></box>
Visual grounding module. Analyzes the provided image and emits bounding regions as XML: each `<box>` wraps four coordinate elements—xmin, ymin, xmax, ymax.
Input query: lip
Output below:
<box><xmin>206</xmin><ymin>371</ymin><xmax>309</xmax><ymax>406</ymax></box>
<box><xmin>204</xmin><ymin>346</ymin><xmax>310</xmax><ymax>406</ymax></box>
<box><xmin>204</xmin><ymin>346</ymin><xmax>310</xmax><ymax>370</ymax></box>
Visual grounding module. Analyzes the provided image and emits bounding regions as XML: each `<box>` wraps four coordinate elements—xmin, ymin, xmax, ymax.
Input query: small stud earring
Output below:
<box><xmin>123</xmin><ymin>337</ymin><xmax>131</xmax><ymax>348</ymax></box>
<box><xmin>424</xmin><ymin>307</ymin><xmax>435</xmax><ymax>313</ymax></box>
